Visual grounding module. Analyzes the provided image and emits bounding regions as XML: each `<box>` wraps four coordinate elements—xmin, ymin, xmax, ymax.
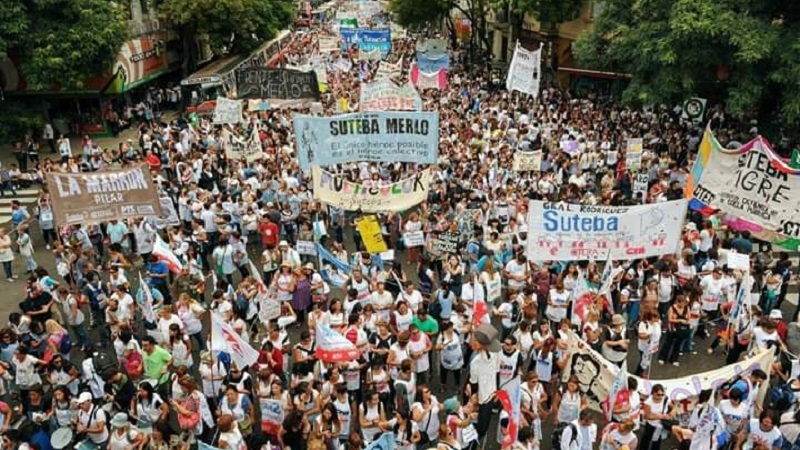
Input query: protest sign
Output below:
<box><xmin>506</xmin><ymin>43</ymin><xmax>541</xmax><ymax>97</ymax></box>
<box><xmin>47</xmin><ymin>164</ymin><xmax>161</xmax><ymax>226</ymax></box>
<box><xmin>375</xmin><ymin>57</ymin><xmax>404</xmax><ymax>80</ymax></box>
<box><xmin>312</xmin><ymin>167</ymin><xmax>433</xmax><ymax>212</ymax></box>
<box><xmin>258</xmin><ymin>292</ymin><xmax>281</xmax><ymax>324</ymax></box>
<box><xmin>235</xmin><ymin>68</ymin><xmax>321</xmax><ymax>100</ymax></box>
<box><xmin>260</xmin><ymin>399</ymin><xmax>284</xmax><ymax>435</ymax></box>
<box><xmin>433</xmin><ymin>231</ymin><xmax>461</xmax><ymax>255</ymax></box>
<box><xmin>403</xmin><ymin>230</ymin><xmax>424</xmax><ymax>247</ymax></box>
<box><xmin>150</xmin><ymin>196</ymin><xmax>180</xmax><ymax>229</ymax></box>
<box><xmin>459</xmin><ymin>209</ymin><xmax>481</xmax><ymax>235</ymax></box>
<box><xmin>513</xmin><ymin>150</ymin><xmax>542</xmax><ymax>172</ymax></box>
<box><xmin>355</xmin><ymin>215</ymin><xmax>389</xmax><ymax>253</ymax></box>
<box><xmin>226</xmin><ymin>130</ymin><xmax>263</xmax><ymax>162</ymax></box>
<box><xmin>247</xmin><ymin>99</ymin><xmax>270</xmax><ymax>111</ymax></box>
<box><xmin>319</xmin><ymin>36</ymin><xmax>339</xmax><ymax>54</ymax></box>
<box><xmin>727</xmin><ymin>252</ymin><xmax>751</xmax><ymax>270</ymax></box>
<box><xmin>633</xmin><ymin>172</ymin><xmax>649</xmax><ymax>201</ymax></box>
<box><xmin>682</xmin><ymin>97</ymin><xmax>707</xmax><ymax>124</ymax></box>
<box><xmin>416</xmin><ymin>52</ymin><xmax>449</xmax><ymax>72</ymax></box>
<box><xmin>360</xmin><ymin>79</ymin><xmax>422</xmax><ymax>111</ymax></box>
<box><xmin>561</xmin><ymin>332</ymin><xmax>772</xmax><ymax>413</ymax></box>
<box><xmin>410</xmin><ymin>65</ymin><xmax>448</xmax><ymax>90</ymax></box>
<box><xmin>687</xmin><ymin>128</ymin><xmax>800</xmax><ymax>233</ymax></box>
<box><xmin>359</xmin><ymin>48</ymin><xmax>382</xmax><ymax>61</ymax></box>
<box><xmin>486</xmin><ymin>277</ymin><xmax>502</xmax><ymax>303</ymax></box>
<box><xmin>526</xmin><ymin>199</ymin><xmax>687</xmax><ymax>261</ymax></box>
<box><xmin>296</xmin><ymin>240</ymin><xmax>317</xmax><ymax>256</ymax></box>
<box><xmin>626</xmin><ymin>138</ymin><xmax>644</xmax><ymax>172</ymax></box>
<box><xmin>294</xmin><ymin>111</ymin><xmax>439</xmax><ymax>169</ymax></box>
<box><xmin>212</xmin><ymin>97</ymin><xmax>242</xmax><ymax>124</ymax></box>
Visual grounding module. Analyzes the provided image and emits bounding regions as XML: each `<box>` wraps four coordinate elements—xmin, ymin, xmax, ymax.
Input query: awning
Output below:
<box><xmin>557</xmin><ymin>66</ymin><xmax>632</xmax><ymax>80</ymax></box>
<box><xmin>181</xmin><ymin>54</ymin><xmax>248</xmax><ymax>87</ymax></box>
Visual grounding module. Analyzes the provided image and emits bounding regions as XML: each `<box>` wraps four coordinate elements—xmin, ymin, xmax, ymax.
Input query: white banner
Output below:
<box><xmin>561</xmin><ymin>332</ymin><xmax>772</xmax><ymax>414</ymax></box>
<box><xmin>313</xmin><ymin>167</ymin><xmax>434</xmax><ymax>212</ymax></box>
<box><xmin>506</xmin><ymin>43</ymin><xmax>541</xmax><ymax>97</ymax></box>
<box><xmin>360</xmin><ymin>78</ymin><xmax>421</xmax><ymax>111</ymax></box>
<box><xmin>513</xmin><ymin>150</ymin><xmax>542</xmax><ymax>171</ymax></box>
<box><xmin>213</xmin><ymin>97</ymin><xmax>242</xmax><ymax>124</ymax></box>
<box><xmin>526</xmin><ymin>199</ymin><xmax>687</xmax><ymax>261</ymax></box>
<box><xmin>689</xmin><ymin>130</ymin><xmax>800</xmax><ymax>232</ymax></box>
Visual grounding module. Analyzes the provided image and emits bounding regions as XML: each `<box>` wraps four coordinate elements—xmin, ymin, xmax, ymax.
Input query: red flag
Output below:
<box><xmin>473</xmin><ymin>298</ymin><xmax>489</xmax><ymax>327</ymax></box>
<box><xmin>496</xmin><ymin>379</ymin><xmax>520</xmax><ymax>448</ymax></box>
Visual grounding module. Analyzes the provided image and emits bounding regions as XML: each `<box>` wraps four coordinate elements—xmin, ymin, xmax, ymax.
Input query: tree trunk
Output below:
<box><xmin>180</xmin><ymin>23</ymin><xmax>199</xmax><ymax>77</ymax></box>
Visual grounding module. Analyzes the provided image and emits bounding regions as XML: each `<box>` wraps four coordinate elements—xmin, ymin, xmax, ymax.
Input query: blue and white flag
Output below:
<box><xmin>604</xmin><ymin>365</ymin><xmax>627</xmax><ymax>421</ymax></box>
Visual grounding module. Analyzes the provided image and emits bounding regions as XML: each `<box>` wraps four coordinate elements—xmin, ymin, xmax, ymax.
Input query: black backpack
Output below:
<box><xmin>93</xmin><ymin>349</ymin><xmax>119</xmax><ymax>377</ymax></box>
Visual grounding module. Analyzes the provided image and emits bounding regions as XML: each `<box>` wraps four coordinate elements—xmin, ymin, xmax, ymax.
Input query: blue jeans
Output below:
<box><xmin>627</xmin><ymin>301</ymin><xmax>640</xmax><ymax>326</ymax></box>
<box><xmin>0</xmin><ymin>181</ymin><xmax>16</xmax><ymax>197</ymax></box>
<box><xmin>680</xmin><ymin>326</ymin><xmax>697</xmax><ymax>352</ymax></box>
<box><xmin>1</xmin><ymin>261</ymin><xmax>11</xmax><ymax>279</ymax></box>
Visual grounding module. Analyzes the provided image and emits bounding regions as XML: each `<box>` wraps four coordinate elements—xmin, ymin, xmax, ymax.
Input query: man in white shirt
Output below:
<box><xmin>561</xmin><ymin>410</ymin><xmax>597</xmax><ymax>450</ymax></box>
<box><xmin>469</xmin><ymin>323</ymin><xmax>501</xmax><ymax>439</ymax></box>
<box><xmin>76</xmin><ymin>391</ymin><xmax>109</xmax><ymax>447</ymax></box>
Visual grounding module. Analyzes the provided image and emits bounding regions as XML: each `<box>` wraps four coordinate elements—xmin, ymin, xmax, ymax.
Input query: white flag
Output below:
<box><xmin>210</xmin><ymin>313</ymin><xmax>259</xmax><ymax>368</ymax></box>
<box><xmin>138</xmin><ymin>272</ymin><xmax>156</xmax><ymax>323</ymax></box>
<box><xmin>506</xmin><ymin>42</ymin><xmax>541</xmax><ymax>97</ymax></box>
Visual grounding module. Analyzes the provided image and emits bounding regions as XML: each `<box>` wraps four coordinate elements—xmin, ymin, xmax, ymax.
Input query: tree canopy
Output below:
<box><xmin>575</xmin><ymin>0</ymin><xmax>800</xmax><ymax>126</ymax></box>
<box><xmin>0</xmin><ymin>0</ymin><xmax>128</xmax><ymax>90</ymax></box>
<box><xmin>161</xmin><ymin>0</ymin><xmax>294</xmax><ymax>57</ymax></box>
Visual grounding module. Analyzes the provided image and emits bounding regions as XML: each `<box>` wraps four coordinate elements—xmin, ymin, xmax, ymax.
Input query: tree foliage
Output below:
<box><xmin>388</xmin><ymin>0</ymin><xmax>450</xmax><ymax>29</ymax></box>
<box><xmin>1</xmin><ymin>0</ymin><xmax>128</xmax><ymax>90</ymax></box>
<box><xmin>575</xmin><ymin>0</ymin><xmax>800</xmax><ymax>125</ymax></box>
<box><xmin>160</xmin><ymin>0</ymin><xmax>294</xmax><ymax>57</ymax></box>
<box><xmin>505</xmin><ymin>0</ymin><xmax>584</xmax><ymax>27</ymax></box>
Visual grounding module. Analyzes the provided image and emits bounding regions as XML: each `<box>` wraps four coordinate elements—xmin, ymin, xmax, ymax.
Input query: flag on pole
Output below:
<box><xmin>210</xmin><ymin>313</ymin><xmax>259</xmax><ymax>368</ymax></box>
<box><xmin>250</xmin><ymin>260</ymin><xmax>267</xmax><ymax>293</ymax></box>
<box><xmin>366</xmin><ymin>432</ymin><xmax>396</xmax><ymax>450</ymax></box>
<box><xmin>603</xmin><ymin>365</ymin><xmax>627</xmax><ymax>421</ymax></box>
<box><xmin>497</xmin><ymin>377</ymin><xmax>521</xmax><ymax>448</ymax></box>
<box><xmin>316</xmin><ymin>322</ymin><xmax>361</xmax><ymax>362</ymax></box>
<box><xmin>473</xmin><ymin>298</ymin><xmax>489</xmax><ymax>327</ymax></box>
<box><xmin>152</xmin><ymin>235</ymin><xmax>183</xmax><ymax>273</ymax></box>
<box><xmin>137</xmin><ymin>272</ymin><xmax>156</xmax><ymax>323</ymax></box>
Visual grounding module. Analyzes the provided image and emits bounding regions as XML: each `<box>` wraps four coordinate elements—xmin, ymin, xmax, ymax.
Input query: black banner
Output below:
<box><xmin>235</xmin><ymin>68</ymin><xmax>321</xmax><ymax>100</ymax></box>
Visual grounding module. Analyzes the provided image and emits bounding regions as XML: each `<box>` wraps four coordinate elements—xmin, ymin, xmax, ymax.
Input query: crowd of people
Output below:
<box><xmin>1</xmin><ymin>1</ymin><xmax>800</xmax><ymax>450</ymax></box>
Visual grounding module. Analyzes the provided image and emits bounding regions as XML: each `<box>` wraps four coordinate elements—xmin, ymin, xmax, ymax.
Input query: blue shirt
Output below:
<box><xmin>147</xmin><ymin>261</ymin><xmax>169</xmax><ymax>286</ymax></box>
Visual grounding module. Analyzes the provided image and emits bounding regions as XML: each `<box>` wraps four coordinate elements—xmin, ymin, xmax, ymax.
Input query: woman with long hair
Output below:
<box><xmin>310</xmin><ymin>402</ymin><xmax>340</xmax><ymax>450</ymax></box>
<box><xmin>130</xmin><ymin>380</ymin><xmax>168</xmax><ymax>436</ymax></box>
<box><xmin>167</xmin><ymin>323</ymin><xmax>193</xmax><ymax>369</ymax></box>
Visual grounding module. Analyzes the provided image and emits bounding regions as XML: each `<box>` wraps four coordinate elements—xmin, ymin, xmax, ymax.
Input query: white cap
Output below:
<box><xmin>769</xmin><ymin>309</ymin><xmax>783</xmax><ymax>320</ymax></box>
<box><xmin>78</xmin><ymin>392</ymin><xmax>93</xmax><ymax>403</ymax></box>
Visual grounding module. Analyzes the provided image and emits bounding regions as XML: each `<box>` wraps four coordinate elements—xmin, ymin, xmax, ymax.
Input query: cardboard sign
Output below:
<box><xmin>355</xmin><ymin>215</ymin><xmax>388</xmax><ymax>253</ymax></box>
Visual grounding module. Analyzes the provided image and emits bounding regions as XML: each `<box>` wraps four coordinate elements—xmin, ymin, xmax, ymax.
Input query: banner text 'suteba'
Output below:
<box><xmin>295</xmin><ymin>112</ymin><xmax>439</xmax><ymax>170</ymax></box>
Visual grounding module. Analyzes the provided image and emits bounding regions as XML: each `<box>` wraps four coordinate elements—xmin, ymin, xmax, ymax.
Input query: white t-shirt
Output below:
<box><xmin>77</xmin><ymin>406</ymin><xmax>109</xmax><ymax>444</ymax></box>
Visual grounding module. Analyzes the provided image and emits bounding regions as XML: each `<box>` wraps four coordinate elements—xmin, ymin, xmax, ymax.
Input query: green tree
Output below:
<box><xmin>574</xmin><ymin>0</ymin><xmax>800</xmax><ymax>126</ymax></box>
<box><xmin>1</xmin><ymin>0</ymin><xmax>127</xmax><ymax>90</ymax></box>
<box><xmin>161</xmin><ymin>0</ymin><xmax>294</xmax><ymax>75</ymax></box>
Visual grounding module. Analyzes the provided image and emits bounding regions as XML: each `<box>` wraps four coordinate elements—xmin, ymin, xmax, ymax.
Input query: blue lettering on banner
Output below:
<box><xmin>294</xmin><ymin>111</ymin><xmax>440</xmax><ymax>170</ymax></box>
<box><xmin>338</xmin><ymin>28</ymin><xmax>391</xmax><ymax>56</ymax></box>
<box><xmin>543</xmin><ymin>210</ymin><xmax>620</xmax><ymax>232</ymax></box>
<box><xmin>416</xmin><ymin>52</ymin><xmax>449</xmax><ymax>72</ymax></box>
